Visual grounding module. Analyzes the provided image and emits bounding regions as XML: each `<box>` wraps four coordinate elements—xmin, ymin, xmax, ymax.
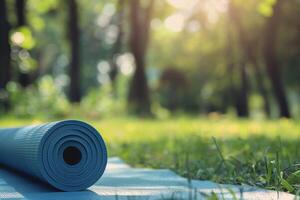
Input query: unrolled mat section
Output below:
<box><xmin>0</xmin><ymin>120</ymin><xmax>107</xmax><ymax>191</ymax></box>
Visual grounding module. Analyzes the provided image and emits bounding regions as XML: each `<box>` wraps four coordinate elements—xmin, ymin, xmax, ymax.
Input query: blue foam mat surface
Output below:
<box><xmin>0</xmin><ymin>157</ymin><xmax>296</xmax><ymax>200</ymax></box>
<box><xmin>0</xmin><ymin>121</ymin><xmax>107</xmax><ymax>191</ymax></box>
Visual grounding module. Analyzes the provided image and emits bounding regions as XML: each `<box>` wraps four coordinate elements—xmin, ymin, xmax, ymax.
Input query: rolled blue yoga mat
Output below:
<box><xmin>0</xmin><ymin>120</ymin><xmax>107</xmax><ymax>191</ymax></box>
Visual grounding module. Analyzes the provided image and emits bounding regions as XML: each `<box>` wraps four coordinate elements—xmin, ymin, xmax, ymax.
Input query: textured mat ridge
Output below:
<box><xmin>0</xmin><ymin>157</ymin><xmax>295</xmax><ymax>199</ymax></box>
<box><xmin>0</xmin><ymin>120</ymin><xmax>107</xmax><ymax>191</ymax></box>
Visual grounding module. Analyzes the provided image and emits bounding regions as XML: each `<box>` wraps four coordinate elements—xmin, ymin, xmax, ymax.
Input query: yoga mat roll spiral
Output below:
<box><xmin>0</xmin><ymin>120</ymin><xmax>107</xmax><ymax>191</ymax></box>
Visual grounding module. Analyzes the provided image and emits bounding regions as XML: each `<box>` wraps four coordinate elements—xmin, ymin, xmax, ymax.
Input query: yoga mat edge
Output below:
<box><xmin>0</xmin><ymin>120</ymin><xmax>107</xmax><ymax>191</ymax></box>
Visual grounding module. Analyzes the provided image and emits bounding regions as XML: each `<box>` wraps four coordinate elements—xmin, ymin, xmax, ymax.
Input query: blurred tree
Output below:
<box><xmin>225</xmin><ymin>51</ymin><xmax>249</xmax><ymax>117</ymax></box>
<box><xmin>229</xmin><ymin>2</ymin><xmax>271</xmax><ymax>117</ymax></box>
<box><xmin>0</xmin><ymin>0</ymin><xmax>11</xmax><ymax>110</ymax></box>
<box><xmin>225</xmin><ymin>29</ymin><xmax>237</xmax><ymax>112</ymax></box>
<box><xmin>109</xmin><ymin>0</ymin><xmax>125</xmax><ymax>97</ymax></box>
<box><xmin>263</xmin><ymin>0</ymin><xmax>290</xmax><ymax>118</ymax></box>
<box><xmin>67</xmin><ymin>0</ymin><xmax>81</xmax><ymax>102</ymax></box>
<box><xmin>0</xmin><ymin>0</ymin><xmax>298</xmax><ymax>117</ymax></box>
<box><xmin>158</xmin><ymin>68</ymin><xmax>187</xmax><ymax>111</ymax></box>
<box><xmin>236</xmin><ymin>62</ymin><xmax>249</xmax><ymax>117</ymax></box>
<box><xmin>15</xmin><ymin>0</ymin><xmax>32</xmax><ymax>87</ymax></box>
<box><xmin>225</xmin><ymin>4</ymin><xmax>249</xmax><ymax>117</ymax></box>
<box><xmin>128</xmin><ymin>0</ymin><xmax>154</xmax><ymax>114</ymax></box>
<box><xmin>16</xmin><ymin>0</ymin><xmax>26</xmax><ymax>26</ymax></box>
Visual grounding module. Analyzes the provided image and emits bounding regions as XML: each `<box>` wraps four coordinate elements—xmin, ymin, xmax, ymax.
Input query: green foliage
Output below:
<box><xmin>287</xmin><ymin>170</ymin><xmax>300</xmax><ymax>185</ymax></box>
<box><xmin>80</xmin><ymin>85</ymin><xmax>127</xmax><ymax>118</ymax></box>
<box><xmin>257</xmin><ymin>0</ymin><xmax>277</xmax><ymax>17</ymax></box>
<box><xmin>6</xmin><ymin>76</ymin><xmax>70</xmax><ymax>118</ymax></box>
<box><xmin>101</xmin><ymin>117</ymin><xmax>300</xmax><ymax>194</ymax></box>
<box><xmin>156</xmin><ymin>68</ymin><xmax>200</xmax><ymax>112</ymax></box>
<box><xmin>2</xmin><ymin>0</ymin><xmax>299</xmax><ymax>117</ymax></box>
<box><xmin>11</xmin><ymin>27</ymin><xmax>36</xmax><ymax>49</ymax></box>
<box><xmin>29</xmin><ymin>0</ymin><xmax>59</xmax><ymax>14</ymax></box>
<box><xmin>4</xmin><ymin>75</ymin><xmax>130</xmax><ymax>119</ymax></box>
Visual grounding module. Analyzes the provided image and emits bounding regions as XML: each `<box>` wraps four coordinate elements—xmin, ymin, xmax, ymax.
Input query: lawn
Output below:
<box><xmin>1</xmin><ymin>116</ymin><xmax>300</xmax><ymax>194</ymax></box>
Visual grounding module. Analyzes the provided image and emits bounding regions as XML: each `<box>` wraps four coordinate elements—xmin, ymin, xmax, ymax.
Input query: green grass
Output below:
<box><xmin>1</xmin><ymin>116</ymin><xmax>300</xmax><ymax>194</ymax></box>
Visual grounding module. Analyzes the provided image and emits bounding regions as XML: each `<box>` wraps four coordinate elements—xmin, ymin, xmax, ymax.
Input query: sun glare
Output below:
<box><xmin>164</xmin><ymin>13</ymin><xmax>185</xmax><ymax>32</ymax></box>
<box><xmin>11</xmin><ymin>32</ymin><xmax>25</xmax><ymax>46</ymax></box>
<box><xmin>166</xmin><ymin>0</ymin><xmax>199</xmax><ymax>10</ymax></box>
<box><xmin>164</xmin><ymin>0</ymin><xmax>229</xmax><ymax>32</ymax></box>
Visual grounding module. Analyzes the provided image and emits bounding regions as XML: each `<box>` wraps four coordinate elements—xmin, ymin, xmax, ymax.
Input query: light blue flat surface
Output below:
<box><xmin>0</xmin><ymin>157</ymin><xmax>295</xmax><ymax>200</ymax></box>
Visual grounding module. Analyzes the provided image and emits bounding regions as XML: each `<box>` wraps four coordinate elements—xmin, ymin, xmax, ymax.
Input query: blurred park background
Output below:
<box><xmin>0</xmin><ymin>0</ymin><xmax>299</xmax><ymax>119</ymax></box>
<box><xmin>1</xmin><ymin>0</ymin><xmax>300</xmax><ymax>194</ymax></box>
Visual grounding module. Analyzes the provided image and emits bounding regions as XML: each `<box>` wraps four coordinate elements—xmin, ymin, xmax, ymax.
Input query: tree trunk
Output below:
<box><xmin>128</xmin><ymin>0</ymin><xmax>154</xmax><ymax>115</ymax></box>
<box><xmin>225</xmin><ymin>31</ymin><xmax>238</xmax><ymax>115</ymax></box>
<box><xmin>15</xmin><ymin>0</ymin><xmax>32</xmax><ymax>87</ymax></box>
<box><xmin>0</xmin><ymin>0</ymin><xmax>11</xmax><ymax>111</ymax></box>
<box><xmin>263</xmin><ymin>0</ymin><xmax>290</xmax><ymax>118</ymax></box>
<box><xmin>249</xmin><ymin>48</ymin><xmax>271</xmax><ymax>117</ymax></box>
<box><xmin>67</xmin><ymin>0</ymin><xmax>81</xmax><ymax>103</ymax></box>
<box><xmin>236</xmin><ymin>62</ymin><xmax>249</xmax><ymax>117</ymax></box>
<box><xmin>109</xmin><ymin>0</ymin><xmax>125</xmax><ymax>98</ymax></box>
<box><xmin>226</xmin><ymin>7</ymin><xmax>249</xmax><ymax>117</ymax></box>
<box><xmin>0</xmin><ymin>0</ymin><xmax>11</xmax><ymax>90</ymax></box>
<box><xmin>229</xmin><ymin>3</ymin><xmax>271</xmax><ymax>117</ymax></box>
<box><xmin>16</xmin><ymin>0</ymin><xmax>25</xmax><ymax>26</ymax></box>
